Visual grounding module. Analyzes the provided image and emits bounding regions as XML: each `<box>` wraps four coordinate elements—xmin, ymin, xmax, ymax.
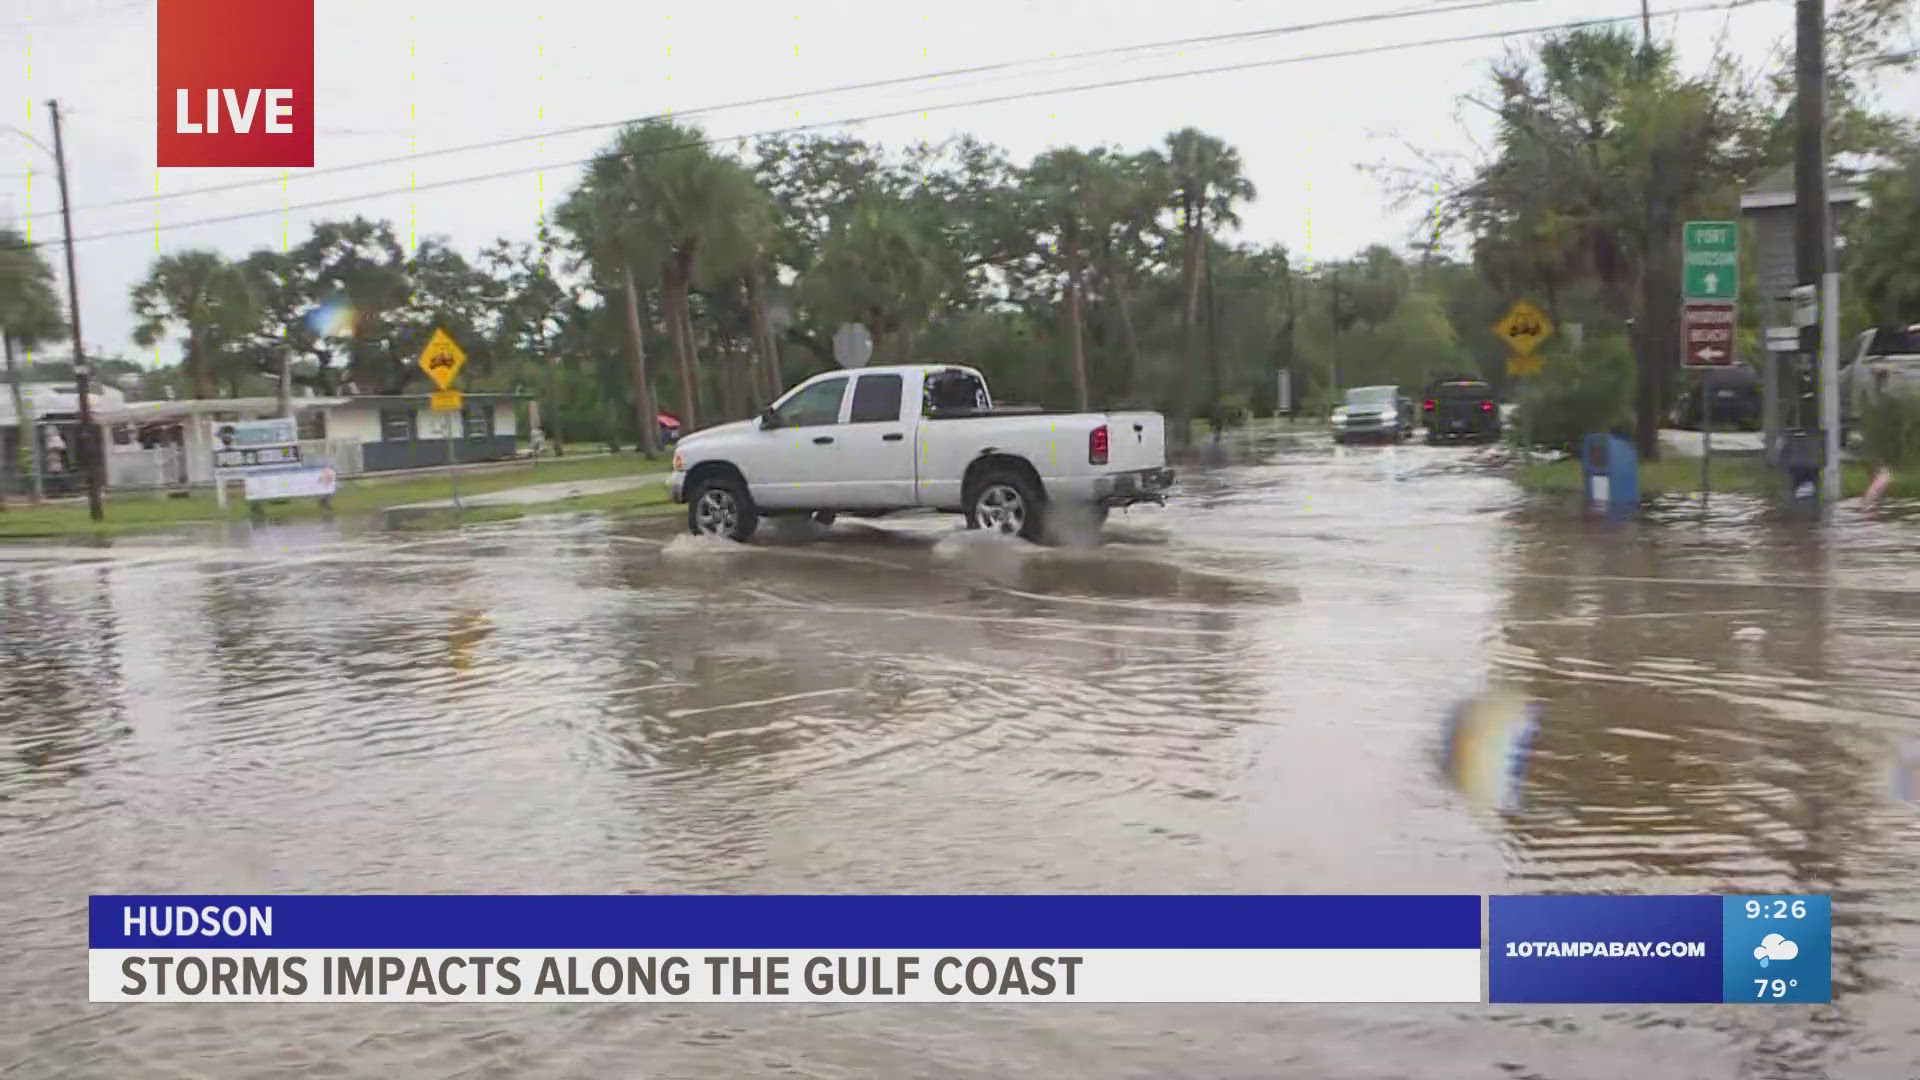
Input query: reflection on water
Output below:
<box><xmin>1</xmin><ymin>430</ymin><xmax>1917</xmax><ymax>1078</ymax></box>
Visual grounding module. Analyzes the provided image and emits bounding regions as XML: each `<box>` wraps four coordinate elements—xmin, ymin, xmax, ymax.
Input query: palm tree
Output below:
<box><xmin>0</xmin><ymin>227</ymin><xmax>65</xmax><ymax>501</ymax></box>
<box><xmin>1084</xmin><ymin>149</ymin><xmax>1169</xmax><ymax>403</ymax></box>
<box><xmin>582</xmin><ymin>120</ymin><xmax>769</xmax><ymax>432</ymax></box>
<box><xmin>1163</xmin><ymin>129</ymin><xmax>1256</xmax><ymax>443</ymax></box>
<box><xmin>1027</xmin><ymin>148</ymin><xmax>1096</xmax><ymax>409</ymax></box>
<box><xmin>555</xmin><ymin>148</ymin><xmax>663</xmax><ymax>455</ymax></box>
<box><xmin>129</xmin><ymin>249</ymin><xmax>259</xmax><ymax>398</ymax></box>
<box><xmin>803</xmin><ymin>194</ymin><xmax>958</xmax><ymax>363</ymax></box>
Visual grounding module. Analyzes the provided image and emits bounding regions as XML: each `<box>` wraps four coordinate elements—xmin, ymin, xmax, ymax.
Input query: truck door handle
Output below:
<box><xmin>813</xmin><ymin>436</ymin><xmax>834</xmax><ymax>445</ymax></box>
<box><xmin>882</xmin><ymin>433</ymin><xmax>904</xmax><ymax>441</ymax></box>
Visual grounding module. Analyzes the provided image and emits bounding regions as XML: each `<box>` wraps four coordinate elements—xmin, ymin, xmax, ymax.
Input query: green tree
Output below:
<box><xmin>555</xmin><ymin>128</ymin><xmax>678</xmax><ymax>454</ymax></box>
<box><xmin>1851</xmin><ymin>147</ymin><xmax>1920</xmax><ymax>320</ymax></box>
<box><xmin>1431</xmin><ymin>29</ymin><xmax>1761</xmax><ymax>458</ymax></box>
<box><xmin>0</xmin><ymin>228</ymin><xmax>65</xmax><ymax>500</ymax></box>
<box><xmin>1025</xmin><ymin>148</ymin><xmax>1100</xmax><ymax>408</ymax></box>
<box><xmin>1161</xmin><ymin>129</ymin><xmax>1255</xmax><ymax>442</ymax></box>
<box><xmin>129</xmin><ymin>249</ymin><xmax>259</xmax><ymax>398</ymax></box>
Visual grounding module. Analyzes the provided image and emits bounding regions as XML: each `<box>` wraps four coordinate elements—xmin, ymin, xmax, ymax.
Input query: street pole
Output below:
<box><xmin>1329</xmin><ymin>269</ymin><xmax>1342</xmax><ymax>396</ymax></box>
<box><xmin>48</xmin><ymin>100</ymin><xmax>103</xmax><ymax>521</ymax></box>
<box><xmin>1702</xmin><ymin>373</ymin><xmax>1713</xmax><ymax>503</ymax></box>
<box><xmin>1821</xmin><ymin>272</ymin><xmax>1841</xmax><ymax>502</ymax></box>
<box><xmin>445</xmin><ymin>410</ymin><xmax>461</xmax><ymax>512</ymax></box>
<box><xmin>1641</xmin><ymin>0</ymin><xmax>1652</xmax><ymax>45</ymax></box>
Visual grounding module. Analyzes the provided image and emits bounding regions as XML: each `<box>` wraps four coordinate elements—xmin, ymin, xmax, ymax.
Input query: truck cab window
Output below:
<box><xmin>924</xmin><ymin>370</ymin><xmax>990</xmax><ymax>416</ymax></box>
<box><xmin>849</xmin><ymin>374</ymin><xmax>903</xmax><ymax>423</ymax></box>
<box><xmin>775</xmin><ymin>377</ymin><xmax>849</xmax><ymax>427</ymax></box>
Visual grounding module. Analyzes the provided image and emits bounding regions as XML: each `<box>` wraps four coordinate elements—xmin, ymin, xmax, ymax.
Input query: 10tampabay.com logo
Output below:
<box><xmin>157</xmin><ymin>0</ymin><xmax>314</xmax><ymax>168</ymax></box>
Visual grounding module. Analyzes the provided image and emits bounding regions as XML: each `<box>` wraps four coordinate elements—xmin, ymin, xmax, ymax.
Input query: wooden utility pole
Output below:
<box><xmin>1793</xmin><ymin>0</ymin><xmax>1841</xmax><ymax>502</ymax></box>
<box><xmin>48</xmin><ymin>100</ymin><xmax>103</xmax><ymax>521</ymax></box>
<box><xmin>1641</xmin><ymin>0</ymin><xmax>1652</xmax><ymax>45</ymax></box>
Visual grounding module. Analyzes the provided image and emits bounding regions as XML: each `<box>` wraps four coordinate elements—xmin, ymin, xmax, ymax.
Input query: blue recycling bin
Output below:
<box><xmin>1579</xmin><ymin>433</ymin><xmax>1639</xmax><ymax>513</ymax></box>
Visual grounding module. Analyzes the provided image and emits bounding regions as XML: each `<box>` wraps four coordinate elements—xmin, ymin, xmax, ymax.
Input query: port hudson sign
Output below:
<box><xmin>1683</xmin><ymin>302</ymin><xmax>1738</xmax><ymax>368</ymax></box>
<box><xmin>157</xmin><ymin>0</ymin><xmax>314</xmax><ymax>167</ymax></box>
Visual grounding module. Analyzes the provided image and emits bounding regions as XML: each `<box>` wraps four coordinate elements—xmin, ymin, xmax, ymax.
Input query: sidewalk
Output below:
<box><xmin>1658</xmin><ymin>428</ymin><xmax>1767</xmax><ymax>458</ymax></box>
<box><xmin>388</xmin><ymin>473</ymin><xmax>665</xmax><ymax>511</ymax></box>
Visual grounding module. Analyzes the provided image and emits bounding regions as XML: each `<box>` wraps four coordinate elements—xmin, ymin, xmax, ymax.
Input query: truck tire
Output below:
<box><xmin>688</xmin><ymin>474</ymin><xmax>758</xmax><ymax>542</ymax></box>
<box><xmin>965</xmin><ymin>469</ymin><xmax>1045</xmax><ymax>542</ymax></box>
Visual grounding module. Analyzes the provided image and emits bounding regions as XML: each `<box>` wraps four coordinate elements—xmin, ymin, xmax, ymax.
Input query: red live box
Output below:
<box><xmin>157</xmin><ymin>0</ymin><xmax>314</xmax><ymax>168</ymax></box>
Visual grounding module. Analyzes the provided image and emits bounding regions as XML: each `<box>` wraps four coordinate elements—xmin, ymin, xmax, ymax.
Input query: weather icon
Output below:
<box><xmin>1753</xmin><ymin>933</ymin><xmax>1799</xmax><ymax>968</ymax></box>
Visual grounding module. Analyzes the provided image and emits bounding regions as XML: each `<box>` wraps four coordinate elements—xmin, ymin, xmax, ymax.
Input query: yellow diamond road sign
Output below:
<box><xmin>418</xmin><ymin>328</ymin><xmax>467</xmax><ymax>390</ymax></box>
<box><xmin>1494</xmin><ymin>300</ymin><xmax>1555</xmax><ymax>357</ymax></box>
<box><xmin>430</xmin><ymin>389</ymin><xmax>464</xmax><ymax>412</ymax></box>
<box><xmin>1507</xmin><ymin>354</ymin><xmax>1543</xmax><ymax>378</ymax></box>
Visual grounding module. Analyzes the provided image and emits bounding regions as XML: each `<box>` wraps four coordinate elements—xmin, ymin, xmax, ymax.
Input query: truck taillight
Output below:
<box><xmin>1481</xmin><ymin>401</ymin><xmax>1495</xmax><ymax>413</ymax></box>
<box><xmin>1423</xmin><ymin>399</ymin><xmax>1436</xmax><ymax>412</ymax></box>
<box><xmin>1089</xmin><ymin>424</ymin><xmax>1109</xmax><ymax>465</ymax></box>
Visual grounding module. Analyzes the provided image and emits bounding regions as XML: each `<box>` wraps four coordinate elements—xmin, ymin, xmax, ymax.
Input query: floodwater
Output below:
<box><xmin>3</xmin><ymin>429</ymin><xmax>1918</xmax><ymax>1079</ymax></box>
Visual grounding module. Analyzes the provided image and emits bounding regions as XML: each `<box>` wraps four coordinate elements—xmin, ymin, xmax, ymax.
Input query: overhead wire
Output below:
<box><xmin>14</xmin><ymin>0</ymin><xmax>1555</xmax><ymax>220</ymax></box>
<box><xmin>1</xmin><ymin>0</ymin><xmax>1773</xmax><ymax>253</ymax></box>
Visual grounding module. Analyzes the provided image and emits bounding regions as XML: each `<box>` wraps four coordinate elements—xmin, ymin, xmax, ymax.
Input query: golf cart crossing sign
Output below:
<box><xmin>1683</xmin><ymin>221</ymin><xmax>1738</xmax><ymax>301</ymax></box>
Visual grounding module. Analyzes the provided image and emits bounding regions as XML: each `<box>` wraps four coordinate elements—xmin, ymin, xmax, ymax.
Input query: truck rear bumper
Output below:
<box><xmin>1091</xmin><ymin>467</ymin><xmax>1175</xmax><ymax>507</ymax></box>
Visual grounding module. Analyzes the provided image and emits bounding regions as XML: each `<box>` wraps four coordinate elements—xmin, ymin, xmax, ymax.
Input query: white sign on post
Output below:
<box><xmin>245</xmin><ymin>466</ymin><xmax>337</xmax><ymax>502</ymax></box>
<box><xmin>211</xmin><ymin>416</ymin><xmax>303</xmax><ymax>508</ymax></box>
<box><xmin>211</xmin><ymin>416</ymin><xmax>300</xmax><ymax>471</ymax></box>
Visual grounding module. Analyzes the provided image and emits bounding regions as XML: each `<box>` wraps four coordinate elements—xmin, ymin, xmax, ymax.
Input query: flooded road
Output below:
<box><xmin>4</xmin><ymin>429</ymin><xmax>1918</xmax><ymax>1079</ymax></box>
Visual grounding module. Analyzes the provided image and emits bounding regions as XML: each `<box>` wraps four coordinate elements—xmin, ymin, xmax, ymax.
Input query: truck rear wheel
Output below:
<box><xmin>688</xmin><ymin>474</ymin><xmax>758</xmax><ymax>542</ymax></box>
<box><xmin>965</xmin><ymin>470</ymin><xmax>1045</xmax><ymax>542</ymax></box>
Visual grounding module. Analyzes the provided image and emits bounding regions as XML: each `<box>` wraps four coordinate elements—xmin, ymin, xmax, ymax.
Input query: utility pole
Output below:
<box><xmin>1792</xmin><ymin>0</ymin><xmax>1840</xmax><ymax>503</ymax></box>
<box><xmin>48</xmin><ymin>100</ymin><xmax>103</xmax><ymax>521</ymax></box>
<box><xmin>1329</xmin><ymin>268</ymin><xmax>1343</xmax><ymax>395</ymax></box>
<box><xmin>1641</xmin><ymin>0</ymin><xmax>1652</xmax><ymax>46</ymax></box>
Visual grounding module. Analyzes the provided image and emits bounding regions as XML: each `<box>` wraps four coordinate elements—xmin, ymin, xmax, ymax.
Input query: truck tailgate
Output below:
<box><xmin>1103</xmin><ymin>412</ymin><xmax>1165</xmax><ymax>472</ymax></box>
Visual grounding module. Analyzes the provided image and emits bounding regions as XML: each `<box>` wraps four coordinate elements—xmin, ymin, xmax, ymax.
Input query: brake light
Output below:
<box><xmin>1090</xmin><ymin>424</ymin><xmax>1109</xmax><ymax>465</ymax></box>
<box><xmin>1423</xmin><ymin>399</ymin><xmax>1436</xmax><ymax>412</ymax></box>
<box><xmin>1481</xmin><ymin>401</ymin><xmax>1495</xmax><ymax>413</ymax></box>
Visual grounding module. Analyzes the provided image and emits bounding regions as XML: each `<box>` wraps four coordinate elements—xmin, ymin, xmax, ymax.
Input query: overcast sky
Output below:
<box><xmin>2</xmin><ymin>0</ymin><xmax>1915</xmax><ymax>372</ymax></box>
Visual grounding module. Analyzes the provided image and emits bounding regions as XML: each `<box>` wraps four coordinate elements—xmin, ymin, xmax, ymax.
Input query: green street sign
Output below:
<box><xmin>1683</xmin><ymin>220</ymin><xmax>1739</xmax><ymax>300</ymax></box>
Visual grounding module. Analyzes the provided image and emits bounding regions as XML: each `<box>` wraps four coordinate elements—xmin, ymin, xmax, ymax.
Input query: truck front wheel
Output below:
<box><xmin>688</xmin><ymin>474</ymin><xmax>759</xmax><ymax>542</ymax></box>
<box><xmin>965</xmin><ymin>470</ymin><xmax>1045</xmax><ymax>542</ymax></box>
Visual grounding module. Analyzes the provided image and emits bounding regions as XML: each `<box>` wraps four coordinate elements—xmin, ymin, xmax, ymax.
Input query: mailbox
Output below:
<box><xmin>1779</xmin><ymin>428</ymin><xmax>1823</xmax><ymax>502</ymax></box>
<box><xmin>1579</xmin><ymin>433</ymin><xmax>1639</xmax><ymax>513</ymax></box>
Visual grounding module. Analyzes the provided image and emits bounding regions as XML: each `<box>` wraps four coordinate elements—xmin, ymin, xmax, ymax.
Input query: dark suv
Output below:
<box><xmin>1423</xmin><ymin>378</ymin><xmax>1501</xmax><ymax>443</ymax></box>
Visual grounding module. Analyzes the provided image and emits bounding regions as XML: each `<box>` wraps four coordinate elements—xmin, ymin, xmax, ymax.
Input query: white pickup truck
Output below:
<box><xmin>1839</xmin><ymin>324</ymin><xmax>1920</xmax><ymax>436</ymax></box>
<box><xmin>666</xmin><ymin>364</ymin><xmax>1172</xmax><ymax>543</ymax></box>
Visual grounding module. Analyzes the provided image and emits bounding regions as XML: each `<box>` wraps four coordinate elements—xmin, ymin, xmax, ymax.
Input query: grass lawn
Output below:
<box><xmin>0</xmin><ymin>452</ymin><xmax>674</xmax><ymax>539</ymax></box>
<box><xmin>1515</xmin><ymin>454</ymin><xmax>1919</xmax><ymax>501</ymax></box>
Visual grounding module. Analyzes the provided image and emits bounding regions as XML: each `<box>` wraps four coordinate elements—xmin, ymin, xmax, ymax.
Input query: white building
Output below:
<box><xmin>2</xmin><ymin>385</ymin><xmax>527</xmax><ymax>493</ymax></box>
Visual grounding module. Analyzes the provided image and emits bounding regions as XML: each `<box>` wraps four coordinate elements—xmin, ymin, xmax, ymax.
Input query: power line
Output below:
<box><xmin>21</xmin><ymin>0</ymin><xmax>1553</xmax><ymax>220</ymax></box>
<box><xmin>0</xmin><ymin>0</ymin><xmax>152</xmax><ymax>31</ymax></box>
<box><xmin>4</xmin><ymin>0</ymin><xmax>1770</xmax><ymax>253</ymax></box>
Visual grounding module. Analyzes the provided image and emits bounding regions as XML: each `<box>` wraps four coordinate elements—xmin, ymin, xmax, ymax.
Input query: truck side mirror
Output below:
<box><xmin>759</xmin><ymin>407</ymin><xmax>780</xmax><ymax>430</ymax></box>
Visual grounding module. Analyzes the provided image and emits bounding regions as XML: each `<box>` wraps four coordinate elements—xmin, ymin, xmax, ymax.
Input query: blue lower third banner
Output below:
<box><xmin>89</xmin><ymin>895</ymin><xmax>1483</xmax><ymax>1003</ymax></box>
<box><xmin>1489</xmin><ymin>895</ymin><xmax>1831</xmax><ymax>1003</ymax></box>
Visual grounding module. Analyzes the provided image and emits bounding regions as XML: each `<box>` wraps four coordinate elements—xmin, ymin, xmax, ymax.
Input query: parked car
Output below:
<box><xmin>1421</xmin><ymin>377</ymin><xmax>1501</xmax><ymax>443</ymax></box>
<box><xmin>1839</xmin><ymin>324</ymin><xmax>1920</xmax><ymax>438</ymax></box>
<box><xmin>1669</xmin><ymin>363</ymin><xmax>1760</xmax><ymax>430</ymax></box>
<box><xmin>667</xmin><ymin>364</ymin><xmax>1172</xmax><ymax>543</ymax></box>
<box><xmin>1331</xmin><ymin>385</ymin><xmax>1413</xmax><ymax>443</ymax></box>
